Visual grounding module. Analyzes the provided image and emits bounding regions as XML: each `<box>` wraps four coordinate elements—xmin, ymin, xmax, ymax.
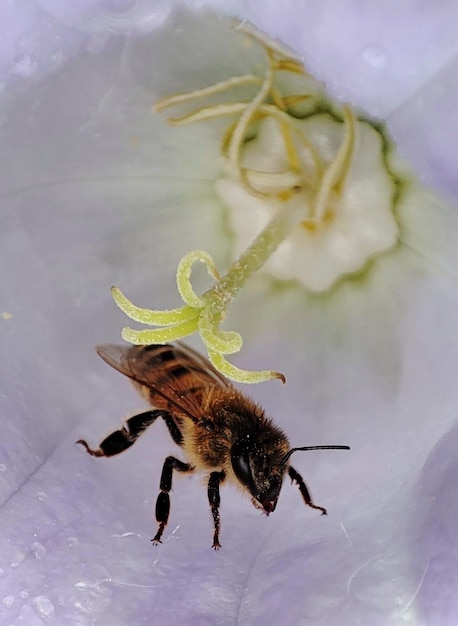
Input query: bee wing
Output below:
<box><xmin>96</xmin><ymin>343</ymin><xmax>232</xmax><ymax>424</ymax></box>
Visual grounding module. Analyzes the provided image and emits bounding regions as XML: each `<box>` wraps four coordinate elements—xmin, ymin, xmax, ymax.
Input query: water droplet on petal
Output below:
<box><xmin>11</xmin><ymin>54</ymin><xmax>37</xmax><ymax>78</ymax></box>
<box><xmin>362</xmin><ymin>46</ymin><xmax>387</xmax><ymax>68</ymax></box>
<box><xmin>32</xmin><ymin>596</ymin><xmax>55</xmax><ymax>621</ymax></box>
<box><xmin>75</xmin><ymin>582</ymin><xmax>87</xmax><ymax>590</ymax></box>
<box><xmin>11</xmin><ymin>552</ymin><xmax>26</xmax><ymax>568</ymax></box>
<box><xmin>66</xmin><ymin>536</ymin><xmax>78</xmax><ymax>548</ymax></box>
<box><xmin>20</xmin><ymin>590</ymin><xmax>29</xmax><ymax>600</ymax></box>
<box><xmin>32</xmin><ymin>542</ymin><xmax>46</xmax><ymax>560</ymax></box>
<box><xmin>2</xmin><ymin>595</ymin><xmax>15</xmax><ymax>608</ymax></box>
<box><xmin>36</xmin><ymin>491</ymin><xmax>47</xmax><ymax>502</ymax></box>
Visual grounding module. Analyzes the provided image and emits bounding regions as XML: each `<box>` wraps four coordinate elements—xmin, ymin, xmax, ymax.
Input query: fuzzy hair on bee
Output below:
<box><xmin>77</xmin><ymin>342</ymin><xmax>349</xmax><ymax>549</ymax></box>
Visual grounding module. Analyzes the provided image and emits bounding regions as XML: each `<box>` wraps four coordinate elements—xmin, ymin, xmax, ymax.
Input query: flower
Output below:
<box><xmin>2</xmin><ymin>3</ymin><xmax>458</xmax><ymax>626</ymax></box>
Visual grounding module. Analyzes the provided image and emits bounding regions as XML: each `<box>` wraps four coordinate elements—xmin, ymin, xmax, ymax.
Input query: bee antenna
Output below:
<box><xmin>280</xmin><ymin>445</ymin><xmax>350</xmax><ymax>467</ymax></box>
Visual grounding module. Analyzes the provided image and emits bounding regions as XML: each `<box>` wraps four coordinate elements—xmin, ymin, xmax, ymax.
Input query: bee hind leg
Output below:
<box><xmin>288</xmin><ymin>466</ymin><xmax>327</xmax><ymax>516</ymax></box>
<box><xmin>207</xmin><ymin>471</ymin><xmax>226</xmax><ymax>550</ymax></box>
<box><xmin>152</xmin><ymin>456</ymin><xmax>193</xmax><ymax>545</ymax></box>
<box><xmin>76</xmin><ymin>409</ymin><xmax>169</xmax><ymax>457</ymax></box>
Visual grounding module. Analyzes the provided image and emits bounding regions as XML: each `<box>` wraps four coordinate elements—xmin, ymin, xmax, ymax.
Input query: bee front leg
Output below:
<box><xmin>77</xmin><ymin>410</ymin><xmax>169</xmax><ymax>457</ymax></box>
<box><xmin>207</xmin><ymin>471</ymin><xmax>226</xmax><ymax>550</ymax></box>
<box><xmin>288</xmin><ymin>466</ymin><xmax>327</xmax><ymax>516</ymax></box>
<box><xmin>152</xmin><ymin>457</ymin><xmax>193</xmax><ymax>546</ymax></box>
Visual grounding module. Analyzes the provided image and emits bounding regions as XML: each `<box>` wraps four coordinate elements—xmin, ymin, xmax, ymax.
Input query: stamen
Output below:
<box><xmin>226</xmin><ymin>59</ymin><xmax>273</xmax><ymax>173</ymax></box>
<box><xmin>275</xmin><ymin>58</ymin><xmax>308</xmax><ymax>75</ymax></box>
<box><xmin>312</xmin><ymin>106</ymin><xmax>356</xmax><ymax>223</ymax></box>
<box><xmin>241</xmin><ymin>169</ymin><xmax>303</xmax><ymax>196</ymax></box>
<box><xmin>167</xmin><ymin>102</ymin><xmax>251</xmax><ymax>125</ymax></box>
<box><xmin>154</xmin><ymin>74</ymin><xmax>262</xmax><ymax>112</ymax></box>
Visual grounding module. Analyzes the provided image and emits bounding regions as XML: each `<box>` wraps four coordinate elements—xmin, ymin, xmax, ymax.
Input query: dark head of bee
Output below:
<box><xmin>230</xmin><ymin>435</ymin><xmax>288</xmax><ymax>515</ymax></box>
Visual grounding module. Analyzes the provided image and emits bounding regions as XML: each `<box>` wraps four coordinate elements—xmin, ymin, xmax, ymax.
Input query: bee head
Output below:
<box><xmin>230</xmin><ymin>435</ymin><xmax>288</xmax><ymax>515</ymax></box>
<box><xmin>231</xmin><ymin>436</ymin><xmax>351</xmax><ymax>514</ymax></box>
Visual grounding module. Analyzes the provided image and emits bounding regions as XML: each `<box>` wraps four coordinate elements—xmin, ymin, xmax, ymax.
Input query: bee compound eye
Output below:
<box><xmin>230</xmin><ymin>441</ymin><xmax>254</xmax><ymax>490</ymax></box>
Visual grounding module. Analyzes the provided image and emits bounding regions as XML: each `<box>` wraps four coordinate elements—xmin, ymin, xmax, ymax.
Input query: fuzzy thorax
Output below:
<box><xmin>182</xmin><ymin>386</ymin><xmax>290</xmax><ymax>500</ymax></box>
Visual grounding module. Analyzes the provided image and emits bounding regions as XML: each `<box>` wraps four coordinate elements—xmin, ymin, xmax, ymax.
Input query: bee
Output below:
<box><xmin>77</xmin><ymin>343</ymin><xmax>349</xmax><ymax>549</ymax></box>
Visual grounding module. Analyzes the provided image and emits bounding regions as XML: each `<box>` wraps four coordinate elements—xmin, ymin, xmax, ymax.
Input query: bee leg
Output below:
<box><xmin>76</xmin><ymin>409</ymin><xmax>169</xmax><ymax>457</ymax></box>
<box><xmin>152</xmin><ymin>456</ymin><xmax>193</xmax><ymax>546</ymax></box>
<box><xmin>207</xmin><ymin>471</ymin><xmax>226</xmax><ymax>550</ymax></box>
<box><xmin>288</xmin><ymin>466</ymin><xmax>327</xmax><ymax>516</ymax></box>
<box><xmin>161</xmin><ymin>412</ymin><xmax>183</xmax><ymax>447</ymax></box>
